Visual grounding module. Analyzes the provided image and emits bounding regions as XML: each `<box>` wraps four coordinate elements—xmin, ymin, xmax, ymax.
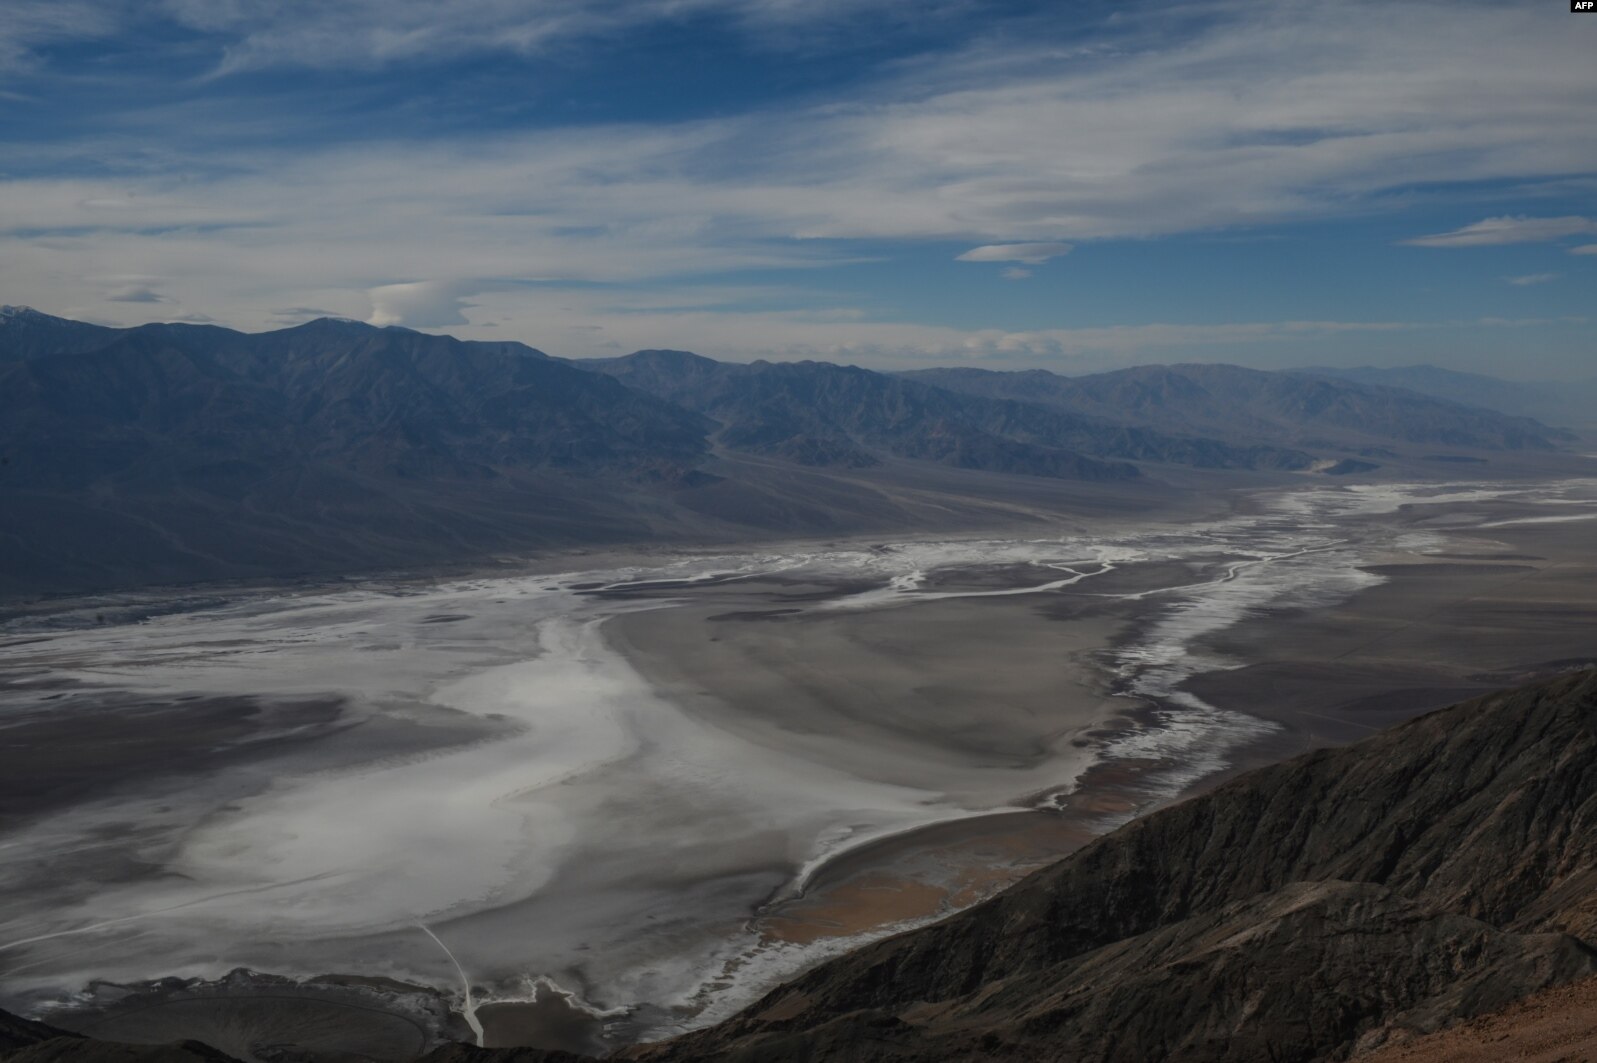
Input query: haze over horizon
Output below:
<box><xmin>2</xmin><ymin>0</ymin><xmax>1594</xmax><ymax>377</ymax></box>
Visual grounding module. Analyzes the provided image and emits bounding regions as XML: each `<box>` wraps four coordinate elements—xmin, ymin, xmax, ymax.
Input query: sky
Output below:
<box><xmin>1</xmin><ymin>0</ymin><xmax>1594</xmax><ymax>377</ymax></box>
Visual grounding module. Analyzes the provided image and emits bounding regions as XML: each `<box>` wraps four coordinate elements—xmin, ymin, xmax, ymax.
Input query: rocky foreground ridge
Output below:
<box><xmin>5</xmin><ymin>670</ymin><xmax>1597</xmax><ymax>1062</ymax></box>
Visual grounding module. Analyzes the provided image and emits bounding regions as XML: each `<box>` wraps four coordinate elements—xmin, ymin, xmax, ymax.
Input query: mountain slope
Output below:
<box><xmin>0</xmin><ymin>320</ymin><xmax>712</xmax><ymax>487</ymax></box>
<box><xmin>582</xmin><ymin>351</ymin><xmax>1308</xmax><ymax>474</ymax></box>
<box><xmin>0</xmin><ymin>306</ymin><xmax>122</xmax><ymax>362</ymax></box>
<box><xmin>424</xmin><ymin>669</ymin><xmax>1597</xmax><ymax>1063</ymax></box>
<box><xmin>0</xmin><ymin>316</ymin><xmax>1182</xmax><ymax>598</ymax></box>
<box><xmin>907</xmin><ymin>363</ymin><xmax>1566</xmax><ymax>452</ymax></box>
<box><xmin>0</xmin><ymin>319</ymin><xmax>723</xmax><ymax>595</ymax></box>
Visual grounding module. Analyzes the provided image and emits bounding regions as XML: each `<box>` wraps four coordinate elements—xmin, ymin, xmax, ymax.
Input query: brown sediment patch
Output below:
<box><xmin>762</xmin><ymin>875</ymin><xmax>949</xmax><ymax>945</ymax></box>
<box><xmin>478</xmin><ymin>985</ymin><xmax>607</xmax><ymax>1055</ymax></box>
<box><xmin>757</xmin><ymin>809</ymin><xmax>1106</xmax><ymax>948</ymax></box>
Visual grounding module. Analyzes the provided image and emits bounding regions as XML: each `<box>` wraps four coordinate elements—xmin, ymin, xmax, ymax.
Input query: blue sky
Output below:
<box><xmin>1</xmin><ymin>0</ymin><xmax>1594</xmax><ymax>377</ymax></box>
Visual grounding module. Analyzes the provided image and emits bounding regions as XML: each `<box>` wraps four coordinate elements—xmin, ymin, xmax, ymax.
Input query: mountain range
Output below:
<box><xmin>0</xmin><ymin>306</ymin><xmax>1582</xmax><ymax>598</ymax></box>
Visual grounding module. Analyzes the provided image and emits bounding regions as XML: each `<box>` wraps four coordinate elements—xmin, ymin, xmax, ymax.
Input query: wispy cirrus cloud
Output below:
<box><xmin>1404</xmin><ymin>216</ymin><xmax>1597</xmax><ymax>247</ymax></box>
<box><xmin>1504</xmin><ymin>273</ymin><xmax>1558</xmax><ymax>287</ymax></box>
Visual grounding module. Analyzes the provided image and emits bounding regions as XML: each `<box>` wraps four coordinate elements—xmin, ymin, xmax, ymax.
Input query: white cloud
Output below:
<box><xmin>1504</xmin><ymin>273</ymin><xmax>1558</xmax><ymax>286</ymax></box>
<box><xmin>1000</xmin><ymin>267</ymin><xmax>1031</xmax><ymax>280</ymax></box>
<box><xmin>957</xmin><ymin>243</ymin><xmax>1072</xmax><ymax>265</ymax></box>
<box><xmin>1571</xmin><ymin>244</ymin><xmax>1597</xmax><ymax>256</ymax></box>
<box><xmin>366</xmin><ymin>280</ymin><xmax>477</xmax><ymax>328</ymax></box>
<box><xmin>1404</xmin><ymin>216</ymin><xmax>1597</xmax><ymax>247</ymax></box>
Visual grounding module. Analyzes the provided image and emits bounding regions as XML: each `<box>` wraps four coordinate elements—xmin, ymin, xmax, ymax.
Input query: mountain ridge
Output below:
<box><xmin>1</xmin><ymin>309</ymin><xmax>1583</xmax><ymax>598</ymax></box>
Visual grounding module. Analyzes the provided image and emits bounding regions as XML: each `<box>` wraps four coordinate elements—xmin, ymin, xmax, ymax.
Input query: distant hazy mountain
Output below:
<box><xmin>906</xmin><ymin>363</ymin><xmax>1566</xmax><ymax>452</ymax></box>
<box><xmin>582</xmin><ymin>351</ymin><xmax>1309</xmax><ymax>475</ymax></box>
<box><xmin>1299</xmin><ymin>364</ymin><xmax>1597</xmax><ymax>430</ymax></box>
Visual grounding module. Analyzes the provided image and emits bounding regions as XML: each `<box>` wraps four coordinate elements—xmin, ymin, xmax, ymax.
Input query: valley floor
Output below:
<box><xmin>1</xmin><ymin>474</ymin><xmax>1596</xmax><ymax>1059</ymax></box>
